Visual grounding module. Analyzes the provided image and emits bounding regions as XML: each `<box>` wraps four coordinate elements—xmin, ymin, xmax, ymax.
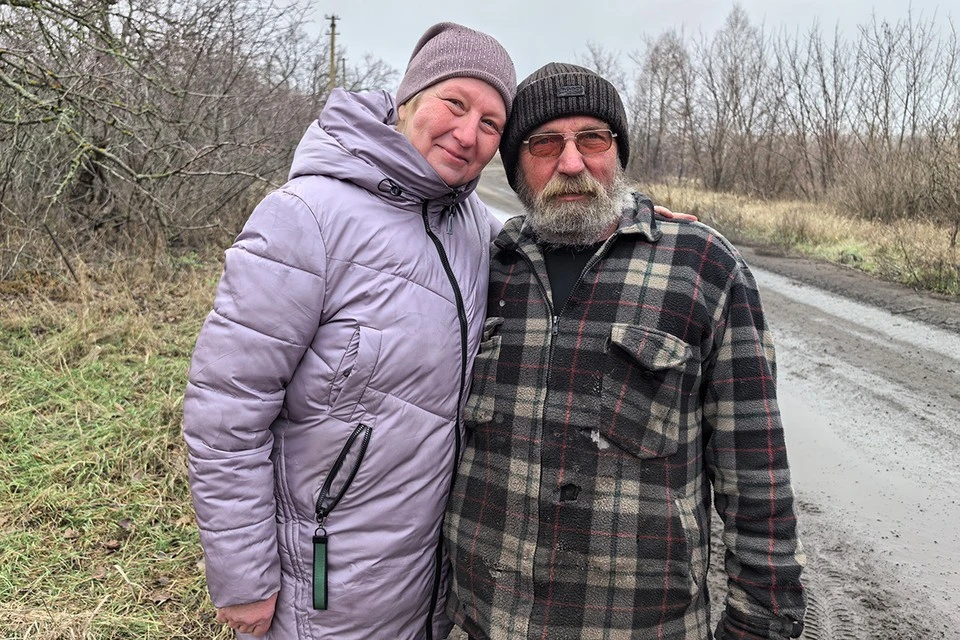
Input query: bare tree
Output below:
<box><xmin>685</xmin><ymin>6</ymin><xmax>783</xmax><ymax>193</ymax></box>
<box><xmin>0</xmin><ymin>0</ymin><xmax>397</xmax><ymax>278</ymax></box>
<box><xmin>626</xmin><ymin>30</ymin><xmax>691</xmax><ymax>180</ymax></box>
<box><xmin>591</xmin><ymin>4</ymin><xmax>958</xmax><ymax>225</ymax></box>
<box><xmin>838</xmin><ymin>12</ymin><xmax>960</xmax><ymax>221</ymax></box>
<box><xmin>578</xmin><ymin>42</ymin><xmax>629</xmax><ymax>94</ymax></box>
<box><xmin>774</xmin><ymin>23</ymin><xmax>857</xmax><ymax>197</ymax></box>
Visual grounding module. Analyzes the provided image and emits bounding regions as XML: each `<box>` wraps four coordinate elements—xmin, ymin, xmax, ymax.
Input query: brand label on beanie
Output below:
<box><xmin>557</xmin><ymin>84</ymin><xmax>585</xmax><ymax>97</ymax></box>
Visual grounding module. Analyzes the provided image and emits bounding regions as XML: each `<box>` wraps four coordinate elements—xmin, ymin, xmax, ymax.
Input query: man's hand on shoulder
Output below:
<box><xmin>654</xmin><ymin>204</ymin><xmax>698</xmax><ymax>222</ymax></box>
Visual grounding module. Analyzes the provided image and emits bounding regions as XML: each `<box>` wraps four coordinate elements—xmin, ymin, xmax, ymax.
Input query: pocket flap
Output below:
<box><xmin>328</xmin><ymin>326</ymin><xmax>382</xmax><ymax>422</ymax></box>
<box><xmin>609</xmin><ymin>324</ymin><xmax>691</xmax><ymax>371</ymax></box>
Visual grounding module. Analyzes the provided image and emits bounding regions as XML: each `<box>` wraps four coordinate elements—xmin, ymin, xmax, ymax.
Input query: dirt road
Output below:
<box><xmin>477</xmin><ymin>168</ymin><xmax>960</xmax><ymax>639</ymax></box>
<box><xmin>731</xmin><ymin>247</ymin><xmax>960</xmax><ymax>640</ymax></box>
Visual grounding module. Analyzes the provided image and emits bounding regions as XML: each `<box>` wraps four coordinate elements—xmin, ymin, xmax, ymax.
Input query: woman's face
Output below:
<box><xmin>397</xmin><ymin>77</ymin><xmax>507</xmax><ymax>187</ymax></box>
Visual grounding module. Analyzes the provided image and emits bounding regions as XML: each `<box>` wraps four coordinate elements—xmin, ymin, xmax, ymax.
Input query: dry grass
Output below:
<box><xmin>649</xmin><ymin>181</ymin><xmax>960</xmax><ymax>295</ymax></box>
<box><xmin>0</xmin><ymin>252</ymin><xmax>232</xmax><ymax>639</ymax></box>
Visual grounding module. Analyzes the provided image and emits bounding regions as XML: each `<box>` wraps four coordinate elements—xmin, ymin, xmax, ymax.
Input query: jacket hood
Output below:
<box><xmin>289</xmin><ymin>88</ymin><xmax>479</xmax><ymax>210</ymax></box>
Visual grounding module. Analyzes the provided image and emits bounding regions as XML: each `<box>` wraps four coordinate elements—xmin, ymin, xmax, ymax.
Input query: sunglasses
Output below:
<box><xmin>521</xmin><ymin>129</ymin><xmax>617</xmax><ymax>157</ymax></box>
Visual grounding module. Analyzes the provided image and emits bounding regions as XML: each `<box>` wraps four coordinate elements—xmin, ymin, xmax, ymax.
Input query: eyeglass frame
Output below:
<box><xmin>520</xmin><ymin>129</ymin><xmax>618</xmax><ymax>157</ymax></box>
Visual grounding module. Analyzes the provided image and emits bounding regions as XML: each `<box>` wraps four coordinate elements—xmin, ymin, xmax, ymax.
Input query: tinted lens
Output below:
<box><xmin>527</xmin><ymin>133</ymin><xmax>565</xmax><ymax>157</ymax></box>
<box><xmin>576</xmin><ymin>130</ymin><xmax>613</xmax><ymax>154</ymax></box>
<box><xmin>525</xmin><ymin>131</ymin><xmax>614</xmax><ymax>157</ymax></box>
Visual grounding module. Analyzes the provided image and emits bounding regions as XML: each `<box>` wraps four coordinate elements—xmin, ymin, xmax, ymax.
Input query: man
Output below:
<box><xmin>444</xmin><ymin>63</ymin><xmax>806</xmax><ymax>640</ymax></box>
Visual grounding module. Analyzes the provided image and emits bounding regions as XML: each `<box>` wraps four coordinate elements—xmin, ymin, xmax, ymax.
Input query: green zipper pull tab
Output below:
<box><xmin>313</xmin><ymin>527</ymin><xmax>329</xmax><ymax>610</ymax></box>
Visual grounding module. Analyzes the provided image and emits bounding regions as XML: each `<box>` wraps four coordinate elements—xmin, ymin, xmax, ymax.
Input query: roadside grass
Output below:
<box><xmin>650</xmin><ymin>182</ymin><xmax>960</xmax><ymax>296</ymax></box>
<box><xmin>0</xmin><ymin>256</ymin><xmax>231</xmax><ymax>639</ymax></box>
<box><xmin>1</xmin><ymin>184</ymin><xmax>957</xmax><ymax>639</ymax></box>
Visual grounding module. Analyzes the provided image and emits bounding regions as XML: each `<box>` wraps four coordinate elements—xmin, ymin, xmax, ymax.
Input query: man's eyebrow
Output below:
<box><xmin>531</xmin><ymin>123</ymin><xmax>607</xmax><ymax>135</ymax></box>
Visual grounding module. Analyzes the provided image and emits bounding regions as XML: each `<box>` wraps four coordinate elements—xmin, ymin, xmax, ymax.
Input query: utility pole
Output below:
<box><xmin>326</xmin><ymin>14</ymin><xmax>339</xmax><ymax>92</ymax></box>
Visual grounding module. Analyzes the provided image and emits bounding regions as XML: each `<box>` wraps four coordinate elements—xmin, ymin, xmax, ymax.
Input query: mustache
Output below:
<box><xmin>538</xmin><ymin>173</ymin><xmax>605</xmax><ymax>201</ymax></box>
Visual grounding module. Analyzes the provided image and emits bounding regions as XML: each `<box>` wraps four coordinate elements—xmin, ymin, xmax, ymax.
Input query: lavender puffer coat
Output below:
<box><xmin>183</xmin><ymin>89</ymin><xmax>497</xmax><ymax>639</ymax></box>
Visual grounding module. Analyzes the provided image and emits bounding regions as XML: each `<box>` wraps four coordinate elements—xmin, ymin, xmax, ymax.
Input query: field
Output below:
<box><xmin>0</xmin><ymin>260</ymin><xmax>232</xmax><ymax>639</ymax></box>
<box><xmin>652</xmin><ymin>182</ymin><xmax>960</xmax><ymax>297</ymax></box>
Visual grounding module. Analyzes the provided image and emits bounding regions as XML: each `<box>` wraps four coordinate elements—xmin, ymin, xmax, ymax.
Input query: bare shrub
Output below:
<box><xmin>611</xmin><ymin>6</ymin><xmax>958</xmax><ymax>230</ymax></box>
<box><xmin>0</xmin><ymin>0</ymin><xmax>396</xmax><ymax>279</ymax></box>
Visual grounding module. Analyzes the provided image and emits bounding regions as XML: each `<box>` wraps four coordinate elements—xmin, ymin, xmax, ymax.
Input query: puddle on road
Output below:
<box><xmin>778</xmin><ymin>381</ymin><xmax>960</xmax><ymax>611</ymax></box>
<box><xmin>754</xmin><ymin>268</ymin><xmax>960</xmax><ymax>363</ymax></box>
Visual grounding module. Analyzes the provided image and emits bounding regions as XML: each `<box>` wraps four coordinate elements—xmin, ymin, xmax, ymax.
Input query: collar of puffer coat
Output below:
<box><xmin>289</xmin><ymin>88</ymin><xmax>480</xmax><ymax>214</ymax></box>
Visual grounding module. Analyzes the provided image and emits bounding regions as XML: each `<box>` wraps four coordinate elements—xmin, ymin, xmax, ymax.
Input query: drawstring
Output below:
<box><xmin>445</xmin><ymin>203</ymin><xmax>462</xmax><ymax>234</ymax></box>
<box><xmin>377</xmin><ymin>179</ymin><xmax>403</xmax><ymax>197</ymax></box>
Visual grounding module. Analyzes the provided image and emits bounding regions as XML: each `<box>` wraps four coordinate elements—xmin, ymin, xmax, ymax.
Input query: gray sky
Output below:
<box><xmin>320</xmin><ymin>0</ymin><xmax>953</xmax><ymax>84</ymax></box>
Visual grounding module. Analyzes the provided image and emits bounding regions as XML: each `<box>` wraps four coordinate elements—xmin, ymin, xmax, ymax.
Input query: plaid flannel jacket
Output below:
<box><xmin>445</xmin><ymin>194</ymin><xmax>805</xmax><ymax>640</ymax></box>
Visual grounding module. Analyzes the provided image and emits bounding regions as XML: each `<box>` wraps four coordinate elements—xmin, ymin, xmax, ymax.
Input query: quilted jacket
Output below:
<box><xmin>183</xmin><ymin>88</ymin><xmax>497</xmax><ymax>639</ymax></box>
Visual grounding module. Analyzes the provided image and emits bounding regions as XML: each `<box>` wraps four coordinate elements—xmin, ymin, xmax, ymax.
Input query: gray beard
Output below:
<box><xmin>517</xmin><ymin>169</ymin><xmax>631</xmax><ymax>248</ymax></box>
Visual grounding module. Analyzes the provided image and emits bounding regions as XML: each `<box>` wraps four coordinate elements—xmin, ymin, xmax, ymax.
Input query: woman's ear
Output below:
<box><xmin>395</xmin><ymin>102</ymin><xmax>409</xmax><ymax>134</ymax></box>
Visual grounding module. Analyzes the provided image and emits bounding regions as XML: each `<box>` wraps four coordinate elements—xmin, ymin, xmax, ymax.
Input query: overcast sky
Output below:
<box><xmin>319</xmin><ymin>0</ymin><xmax>953</xmax><ymax>86</ymax></box>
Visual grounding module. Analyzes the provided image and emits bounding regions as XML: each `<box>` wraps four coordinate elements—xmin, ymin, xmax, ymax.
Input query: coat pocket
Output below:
<box><xmin>600</xmin><ymin>323</ymin><xmax>691</xmax><ymax>458</ymax></box>
<box><xmin>312</xmin><ymin>423</ymin><xmax>373</xmax><ymax>610</ymax></box>
<box><xmin>464</xmin><ymin>317</ymin><xmax>503</xmax><ymax>425</ymax></box>
<box><xmin>327</xmin><ymin>326</ymin><xmax>382</xmax><ymax>423</ymax></box>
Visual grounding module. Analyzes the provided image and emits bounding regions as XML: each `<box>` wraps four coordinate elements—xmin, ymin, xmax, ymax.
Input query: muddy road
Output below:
<box><xmin>735</xmin><ymin>251</ymin><xmax>960</xmax><ymax>640</ymax></box>
<box><xmin>477</xmin><ymin>169</ymin><xmax>960</xmax><ymax>639</ymax></box>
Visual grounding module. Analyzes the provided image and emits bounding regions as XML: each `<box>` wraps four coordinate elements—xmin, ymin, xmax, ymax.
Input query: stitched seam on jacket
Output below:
<box><xmin>206</xmin><ymin>308</ymin><xmax>306</xmax><ymax>347</ymax></box>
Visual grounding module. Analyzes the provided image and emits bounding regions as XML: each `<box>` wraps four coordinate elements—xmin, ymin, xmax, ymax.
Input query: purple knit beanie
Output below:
<box><xmin>395</xmin><ymin>22</ymin><xmax>517</xmax><ymax>117</ymax></box>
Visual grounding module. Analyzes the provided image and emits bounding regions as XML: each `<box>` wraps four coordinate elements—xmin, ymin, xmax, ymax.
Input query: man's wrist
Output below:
<box><xmin>718</xmin><ymin>606</ymin><xmax>804</xmax><ymax>639</ymax></box>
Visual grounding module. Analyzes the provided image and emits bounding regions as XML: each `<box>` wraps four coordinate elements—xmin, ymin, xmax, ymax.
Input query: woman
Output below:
<box><xmin>182</xmin><ymin>22</ymin><xmax>516</xmax><ymax>639</ymax></box>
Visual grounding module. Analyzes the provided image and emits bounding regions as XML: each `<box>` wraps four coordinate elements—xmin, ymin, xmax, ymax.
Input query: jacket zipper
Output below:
<box><xmin>311</xmin><ymin>423</ymin><xmax>372</xmax><ymax>610</ymax></box>
<box><xmin>314</xmin><ymin>423</ymin><xmax>373</xmax><ymax>523</ymax></box>
<box><xmin>550</xmin><ymin>237</ymin><xmax>618</xmax><ymax>336</ymax></box>
<box><xmin>505</xmin><ymin>236</ymin><xmax>618</xmax><ymax>603</ymax></box>
<box><xmin>420</xmin><ymin>201</ymin><xmax>468</xmax><ymax>640</ymax></box>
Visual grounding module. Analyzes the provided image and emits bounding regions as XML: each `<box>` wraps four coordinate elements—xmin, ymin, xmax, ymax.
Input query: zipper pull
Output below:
<box><xmin>552</xmin><ymin>315</ymin><xmax>559</xmax><ymax>336</ymax></box>
<box><xmin>313</xmin><ymin>526</ymin><xmax>328</xmax><ymax>610</ymax></box>
<box><xmin>447</xmin><ymin>211</ymin><xmax>454</xmax><ymax>234</ymax></box>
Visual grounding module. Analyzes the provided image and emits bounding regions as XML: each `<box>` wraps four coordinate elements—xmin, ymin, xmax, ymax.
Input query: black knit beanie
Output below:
<box><xmin>500</xmin><ymin>62</ymin><xmax>630</xmax><ymax>192</ymax></box>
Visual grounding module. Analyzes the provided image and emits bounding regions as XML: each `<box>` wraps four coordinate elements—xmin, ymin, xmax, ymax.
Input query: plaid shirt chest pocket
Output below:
<box><xmin>464</xmin><ymin>317</ymin><xmax>503</xmax><ymax>425</ymax></box>
<box><xmin>601</xmin><ymin>323</ymin><xmax>692</xmax><ymax>458</ymax></box>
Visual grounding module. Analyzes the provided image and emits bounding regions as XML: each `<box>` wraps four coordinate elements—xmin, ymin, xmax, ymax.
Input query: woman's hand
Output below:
<box><xmin>216</xmin><ymin>591</ymin><xmax>279</xmax><ymax>637</ymax></box>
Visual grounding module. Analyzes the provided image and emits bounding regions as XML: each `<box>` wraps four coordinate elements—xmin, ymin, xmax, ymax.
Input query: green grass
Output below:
<box><xmin>0</xmin><ymin>259</ymin><xmax>231</xmax><ymax>639</ymax></box>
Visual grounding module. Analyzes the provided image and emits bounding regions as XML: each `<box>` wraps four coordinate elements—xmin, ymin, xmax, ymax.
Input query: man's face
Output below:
<box><xmin>516</xmin><ymin>115</ymin><xmax>626</xmax><ymax>247</ymax></box>
<box><xmin>397</xmin><ymin>77</ymin><xmax>506</xmax><ymax>187</ymax></box>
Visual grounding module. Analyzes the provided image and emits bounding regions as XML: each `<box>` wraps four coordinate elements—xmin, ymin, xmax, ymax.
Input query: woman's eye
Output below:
<box><xmin>481</xmin><ymin>119</ymin><xmax>502</xmax><ymax>134</ymax></box>
<box><xmin>445</xmin><ymin>98</ymin><xmax>465</xmax><ymax>110</ymax></box>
